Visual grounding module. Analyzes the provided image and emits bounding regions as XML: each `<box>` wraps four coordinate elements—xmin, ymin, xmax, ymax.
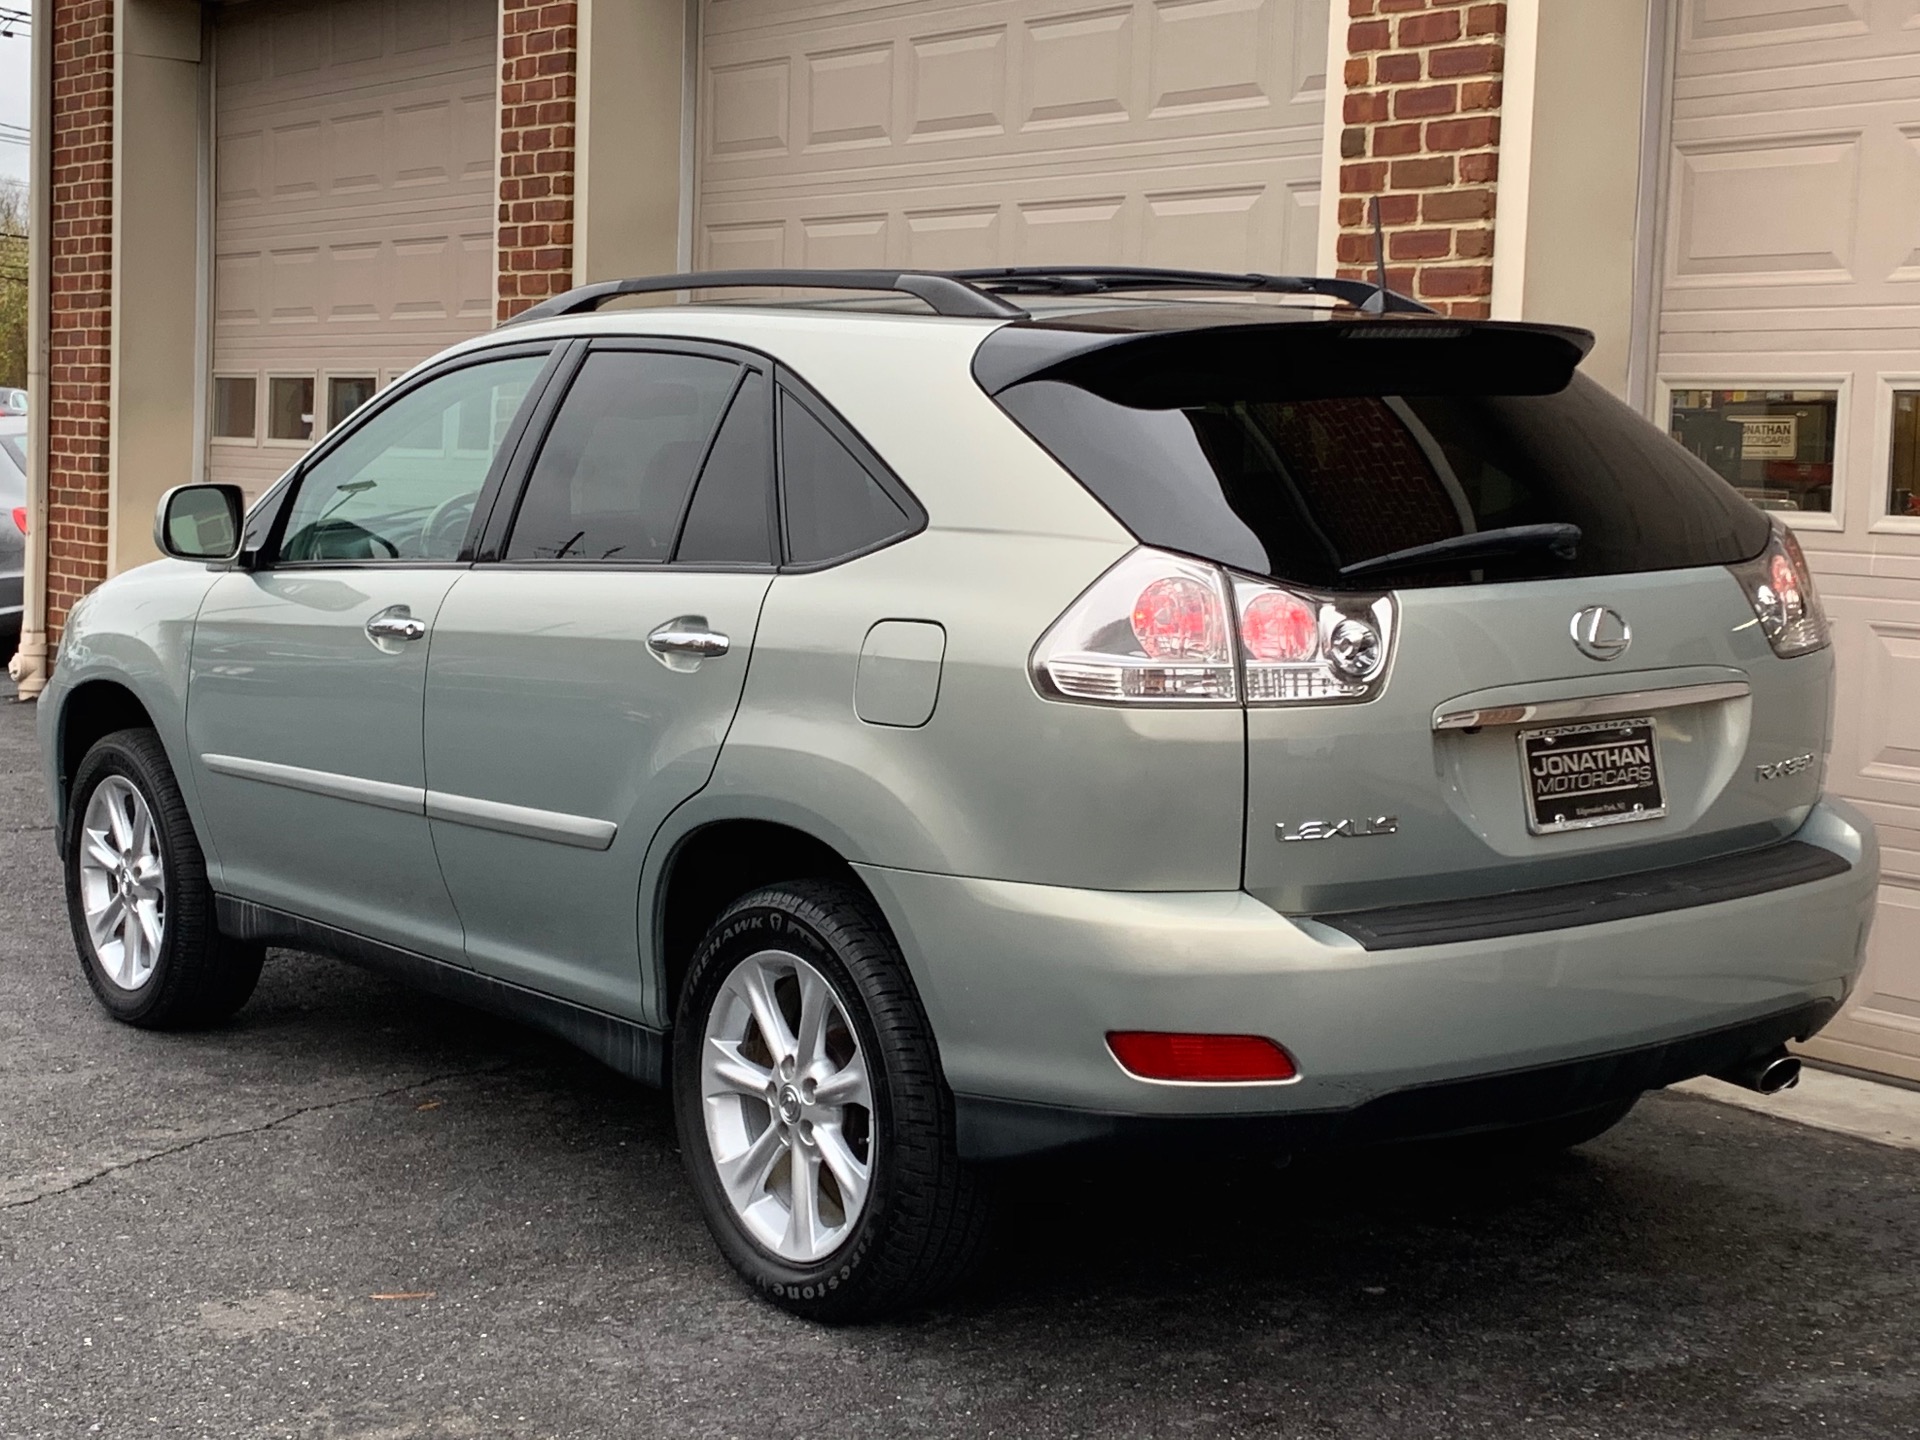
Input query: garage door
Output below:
<box><xmin>696</xmin><ymin>0</ymin><xmax>1328</xmax><ymax>275</ymax></box>
<box><xmin>1658</xmin><ymin>0</ymin><xmax>1920</xmax><ymax>1081</ymax></box>
<box><xmin>210</xmin><ymin>0</ymin><xmax>498</xmax><ymax>496</ymax></box>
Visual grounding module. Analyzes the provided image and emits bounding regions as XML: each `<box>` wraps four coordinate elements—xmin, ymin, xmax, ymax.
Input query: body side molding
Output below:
<box><xmin>425</xmin><ymin>791</ymin><xmax>618</xmax><ymax>850</ymax></box>
<box><xmin>200</xmin><ymin>753</ymin><xmax>424</xmax><ymax>814</ymax></box>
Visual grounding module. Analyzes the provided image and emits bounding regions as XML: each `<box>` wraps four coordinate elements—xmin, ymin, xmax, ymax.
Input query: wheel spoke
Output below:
<box><xmin>86</xmin><ymin>895</ymin><xmax>124</xmax><ymax>952</ymax></box>
<box><xmin>118</xmin><ymin>906</ymin><xmax>144</xmax><ymax>984</ymax></box>
<box><xmin>737</xmin><ymin>963</ymin><xmax>796</xmax><ymax>1066</ymax></box>
<box><xmin>794</xmin><ymin>967</ymin><xmax>831</xmax><ymax>1072</ymax></box>
<box><xmin>814</xmin><ymin>1122</ymin><xmax>870</xmax><ymax>1216</ymax></box>
<box><xmin>785</xmin><ymin>1144</ymin><xmax>822</xmax><ymax>1259</ymax></box>
<box><xmin>714</xmin><ymin>1120</ymin><xmax>786</xmax><ymax>1213</ymax></box>
<box><xmin>83</xmin><ymin>829</ymin><xmax>120</xmax><ymax>873</ymax></box>
<box><xmin>814</xmin><ymin>1059</ymin><xmax>871</xmax><ymax>1110</ymax></box>
<box><xmin>134</xmin><ymin>899</ymin><xmax>163</xmax><ymax>962</ymax></box>
<box><xmin>128</xmin><ymin>801</ymin><xmax>156</xmax><ymax>868</ymax></box>
<box><xmin>105</xmin><ymin>788</ymin><xmax>133</xmax><ymax>850</ymax></box>
<box><xmin>706</xmin><ymin>1037</ymin><xmax>772</xmax><ymax>1098</ymax></box>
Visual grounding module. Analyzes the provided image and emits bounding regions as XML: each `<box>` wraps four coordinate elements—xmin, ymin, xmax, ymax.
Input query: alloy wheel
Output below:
<box><xmin>76</xmin><ymin>775</ymin><xmax>166</xmax><ymax>991</ymax></box>
<box><xmin>699</xmin><ymin>948</ymin><xmax>875</xmax><ymax>1263</ymax></box>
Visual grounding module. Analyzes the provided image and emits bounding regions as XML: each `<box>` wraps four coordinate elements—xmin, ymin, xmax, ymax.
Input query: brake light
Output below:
<box><xmin>1107</xmin><ymin>1031</ymin><xmax>1298</xmax><ymax>1083</ymax></box>
<box><xmin>1032</xmin><ymin>548</ymin><xmax>1393</xmax><ymax>706</ymax></box>
<box><xmin>1032</xmin><ymin>549</ymin><xmax>1238</xmax><ymax>702</ymax></box>
<box><xmin>9</xmin><ymin>507</ymin><xmax>23</xmax><ymax>535</ymax></box>
<box><xmin>1731</xmin><ymin>519</ymin><xmax>1829</xmax><ymax>658</ymax></box>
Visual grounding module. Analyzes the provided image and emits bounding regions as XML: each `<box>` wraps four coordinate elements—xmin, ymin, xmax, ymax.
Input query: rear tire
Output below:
<box><xmin>672</xmin><ymin>879</ymin><xmax>992</xmax><ymax>1321</ymax></box>
<box><xmin>64</xmin><ymin>728</ymin><xmax>264</xmax><ymax>1029</ymax></box>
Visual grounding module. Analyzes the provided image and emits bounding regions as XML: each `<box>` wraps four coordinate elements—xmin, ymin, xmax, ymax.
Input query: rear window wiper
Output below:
<box><xmin>1338</xmin><ymin>523</ymin><xmax>1581</xmax><ymax>581</ymax></box>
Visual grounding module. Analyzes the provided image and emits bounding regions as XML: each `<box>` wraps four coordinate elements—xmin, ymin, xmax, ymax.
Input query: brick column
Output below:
<box><xmin>496</xmin><ymin>0</ymin><xmax>578</xmax><ymax>322</ymax></box>
<box><xmin>1336</xmin><ymin>1</ymin><xmax>1506</xmax><ymax>318</ymax></box>
<box><xmin>45</xmin><ymin>0</ymin><xmax>115</xmax><ymax>637</ymax></box>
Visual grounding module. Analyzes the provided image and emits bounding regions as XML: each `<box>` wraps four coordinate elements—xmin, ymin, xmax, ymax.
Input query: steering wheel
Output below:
<box><xmin>421</xmin><ymin>491</ymin><xmax>479</xmax><ymax>560</ymax></box>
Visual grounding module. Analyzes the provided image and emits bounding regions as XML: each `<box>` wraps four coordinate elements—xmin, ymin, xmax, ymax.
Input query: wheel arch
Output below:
<box><xmin>52</xmin><ymin>677</ymin><xmax>163</xmax><ymax>833</ymax></box>
<box><xmin>650</xmin><ymin>814</ymin><xmax>886</xmax><ymax>1028</ymax></box>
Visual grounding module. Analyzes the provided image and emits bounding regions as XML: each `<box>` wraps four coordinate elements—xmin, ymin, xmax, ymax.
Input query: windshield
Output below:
<box><xmin>993</xmin><ymin>358</ymin><xmax>1771</xmax><ymax>590</ymax></box>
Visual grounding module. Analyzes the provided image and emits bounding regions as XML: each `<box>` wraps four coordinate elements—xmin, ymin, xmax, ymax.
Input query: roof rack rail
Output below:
<box><xmin>948</xmin><ymin>266</ymin><xmax>1432</xmax><ymax>314</ymax></box>
<box><xmin>505</xmin><ymin>268</ymin><xmax>1031</xmax><ymax>325</ymax></box>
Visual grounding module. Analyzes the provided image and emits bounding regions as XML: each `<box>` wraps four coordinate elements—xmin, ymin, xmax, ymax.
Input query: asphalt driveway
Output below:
<box><xmin>3</xmin><ymin>689</ymin><xmax>1918</xmax><ymax>1439</ymax></box>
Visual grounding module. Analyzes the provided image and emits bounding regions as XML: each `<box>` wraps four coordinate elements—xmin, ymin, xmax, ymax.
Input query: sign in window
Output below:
<box><xmin>1668</xmin><ymin>388</ymin><xmax>1837</xmax><ymax>514</ymax></box>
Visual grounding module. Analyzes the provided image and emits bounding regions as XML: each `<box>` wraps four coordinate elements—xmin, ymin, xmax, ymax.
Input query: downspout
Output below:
<box><xmin>8</xmin><ymin>0</ymin><xmax>54</xmax><ymax>698</ymax></box>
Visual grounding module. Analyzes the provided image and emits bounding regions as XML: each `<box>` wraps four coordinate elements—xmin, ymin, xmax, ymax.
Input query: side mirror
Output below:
<box><xmin>154</xmin><ymin>483</ymin><xmax>245</xmax><ymax>564</ymax></box>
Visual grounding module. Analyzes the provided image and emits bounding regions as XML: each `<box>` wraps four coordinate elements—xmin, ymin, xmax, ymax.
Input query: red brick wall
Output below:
<box><xmin>45</xmin><ymin>0</ymin><xmax>115</xmax><ymax>636</ymax></box>
<box><xmin>1336</xmin><ymin>1</ymin><xmax>1506</xmax><ymax>318</ymax></box>
<box><xmin>496</xmin><ymin>0</ymin><xmax>578</xmax><ymax>321</ymax></box>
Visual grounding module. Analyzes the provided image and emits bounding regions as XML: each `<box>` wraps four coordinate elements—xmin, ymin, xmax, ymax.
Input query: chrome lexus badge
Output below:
<box><xmin>1570</xmin><ymin>605</ymin><xmax>1631</xmax><ymax>662</ymax></box>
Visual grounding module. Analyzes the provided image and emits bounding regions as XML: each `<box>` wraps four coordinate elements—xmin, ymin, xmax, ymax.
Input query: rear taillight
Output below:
<box><xmin>1107</xmin><ymin>1031</ymin><xmax>1298</xmax><ymax>1083</ymax></box>
<box><xmin>1032</xmin><ymin>549</ymin><xmax>1238</xmax><ymax>702</ymax></box>
<box><xmin>1031</xmin><ymin>547</ymin><xmax>1393</xmax><ymax>706</ymax></box>
<box><xmin>9</xmin><ymin>507</ymin><xmax>23</xmax><ymax>535</ymax></box>
<box><xmin>1731</xmin><ymin>519</ymin><xmax>1829</xmax><ymax>658</ymax></box>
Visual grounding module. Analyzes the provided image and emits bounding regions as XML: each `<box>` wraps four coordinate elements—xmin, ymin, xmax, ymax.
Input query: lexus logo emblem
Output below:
<box><xmin>1571</xmin><ymin>606</ymin><xmax>1631</xmax><ymax>661</ymax></box>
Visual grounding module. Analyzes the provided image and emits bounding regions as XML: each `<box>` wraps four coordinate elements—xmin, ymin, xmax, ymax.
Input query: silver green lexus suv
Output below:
<box><xmin>38</xmin><ymin>268</ymin><xmax>1878</xmax><ymax>1320</ymax></box>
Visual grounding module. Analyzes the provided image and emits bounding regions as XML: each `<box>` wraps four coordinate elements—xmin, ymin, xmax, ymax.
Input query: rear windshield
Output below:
<box><xmin>991</xmin><ymin>338</ymin><xmax>1770</xmax><ymax>590</ymax></box>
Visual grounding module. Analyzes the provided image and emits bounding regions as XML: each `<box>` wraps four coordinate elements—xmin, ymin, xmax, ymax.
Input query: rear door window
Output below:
<box><xmin>990</xmin><ymin>330</ymin><xmax>1771</xmax><ymax>590</ymax></box>
<box><xmin>507</xmin><ymin>351</ymin><xmax>738</xmax><ymax>563</ymax></box>
<box><xmin>674</xmin><ymin>370</ymin><xmax>776</xmax><ymax>566</ymax></box>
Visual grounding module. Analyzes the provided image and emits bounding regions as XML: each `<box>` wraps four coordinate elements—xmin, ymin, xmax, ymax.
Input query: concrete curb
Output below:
<box><xmin>1671</xmin><ymin>1065</ymin><xmax>1920</xmax><ymax>1152</ymax></box>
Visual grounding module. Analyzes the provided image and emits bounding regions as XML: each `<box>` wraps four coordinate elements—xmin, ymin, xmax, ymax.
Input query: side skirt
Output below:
<box><xmin>215</xmin><ymin>896</ymin><xmax>667</xmax><ymax>1087</ymax></box>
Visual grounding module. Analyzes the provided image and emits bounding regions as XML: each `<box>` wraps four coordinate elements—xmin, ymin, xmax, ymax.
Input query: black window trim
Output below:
<box><xmin>254</xmin><ymin>339</ymin><xmax>569</xmax><ymax>572</ymax></box>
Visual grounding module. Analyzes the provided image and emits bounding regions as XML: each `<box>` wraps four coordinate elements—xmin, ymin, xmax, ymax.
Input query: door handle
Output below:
<box><xmin>365</xmin><ymin>607</ymin><xmax>428</xmax><ymax>645</ymax></box>
<box><xmin>647</xmin><ymin>617</ymin><xmax>730</xmax><ymax>669</ymax></box>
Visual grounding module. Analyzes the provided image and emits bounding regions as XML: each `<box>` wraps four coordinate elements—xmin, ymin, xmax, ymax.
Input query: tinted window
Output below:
<box><xmin>781</xmin><ymin>393</ymin><xmax>910</xmax><ymax>565</ymax></box>
<box><xmin>508</xmin><ymin>352</ymin><xmax>736</xmax><ymax>563</ymax></box>
<box><xmin>675</xmin><ymin>371</ymin><xmax>775</xmax><ymax>565</ymax></box>
<box><xmin>281</xmin><ymin>354</ymin><xmax>545</xmax><ymax>563</ymax></box>
<box><xmin>994</xmin><ymin>357</ymin><xmax>1771</xmax><ymax>590</ymax></box>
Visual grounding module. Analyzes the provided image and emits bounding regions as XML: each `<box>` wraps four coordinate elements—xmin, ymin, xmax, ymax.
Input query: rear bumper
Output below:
<box><xmin>853</xmin><ymin>798</ymin><xmax>1878</xmax><ymax>1160</ymax></box>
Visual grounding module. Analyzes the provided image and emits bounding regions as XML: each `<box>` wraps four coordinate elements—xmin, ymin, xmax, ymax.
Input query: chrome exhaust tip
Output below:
<box><xmin>1715</xmin><ymin>1048</ymin><xmax>1803</xmax><ymax>1096</ymax></box>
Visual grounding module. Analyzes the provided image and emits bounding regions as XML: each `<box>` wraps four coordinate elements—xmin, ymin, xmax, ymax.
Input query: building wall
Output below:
<box><xmin>496</xmin><ymin>0</ymin><xmax>578</xmax><ymax>321</ymax></box>
<box><xmin>1334</xmin><ymin>0</ymin><xmax>1507</xmax><ymax>317</ymax></box>
<box><xmin>45</xmin><ymin>0</ymin><xmax>116</xmax><ymax>636</ymax></box>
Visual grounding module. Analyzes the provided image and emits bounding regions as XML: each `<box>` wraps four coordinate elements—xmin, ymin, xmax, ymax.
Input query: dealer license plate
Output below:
<box><xmin>1518</xmin><ymin>717</ymin><xmax>1666</xmax><ymax>836</ymax></box>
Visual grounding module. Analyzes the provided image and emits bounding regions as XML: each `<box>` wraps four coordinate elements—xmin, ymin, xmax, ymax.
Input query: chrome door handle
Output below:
<box><xmin>365</xmin><ymin>608</ymin><xmax>427</xmax><ymax>644</ymax></box>
<box><xmin>647</xmin><ymin>617</ymin><xmax>730</xmax><ymax>668</ymax></box>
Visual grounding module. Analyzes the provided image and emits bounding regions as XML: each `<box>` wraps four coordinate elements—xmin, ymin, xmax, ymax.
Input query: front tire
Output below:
<box><xmin>64</xmin><ymin>728</ymin><xmax>264</xmax><ymax>1029</ymax></box>
<box><xmin>672</xmin><ymin>880</ymin><xmax>991</xmax><ymax>1321</ymax></box>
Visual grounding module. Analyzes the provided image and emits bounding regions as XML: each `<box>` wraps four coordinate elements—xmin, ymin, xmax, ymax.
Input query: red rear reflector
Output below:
<box><xmin>9</xmin><ymin>507</ymin><xmax>23</xmax><ymax>536</ymax></box>
<box><xmin>1107</xmin><ymin>1031</ymin><xmax>1298</xmax><ymax>1083</ymax></box>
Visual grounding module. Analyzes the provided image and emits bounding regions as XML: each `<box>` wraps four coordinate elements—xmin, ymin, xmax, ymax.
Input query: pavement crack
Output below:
<box><xmin>0</xmin><ymin>1062</ymin><xmax>520</xmax><ymax>1212</ymax></box>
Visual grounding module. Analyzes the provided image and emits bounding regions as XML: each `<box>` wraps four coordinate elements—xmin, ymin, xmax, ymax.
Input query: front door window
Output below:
<box><xmin>280</xmin><ymin>355</ymin><xmax>545</xmax><ymax>563</ymax></box>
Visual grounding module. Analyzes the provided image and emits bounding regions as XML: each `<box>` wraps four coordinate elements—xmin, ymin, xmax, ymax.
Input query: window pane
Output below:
<box><xmin>1890</xmin><ymin>391</ymin><xmax>1920</xmax><ymax>519</ymax></box>
<box><xmin>280</xmin><ymin>355</ymin><xmax>545</xmax><ymax>563</ymax></box>
<box><xmin>506</xmin><ymin>351</ymin><xmax>737</xmax><ymax>563</ymax></box>
<box><xmin>781</xmin><ymin>394</ymin><xmax>909</xmax><ymax>565</ymax></box>
<box><xmin>328</xmin><ymin>376</ymin><xmax>378</xmax><ymax>429</ymax></box>
<box><xmin>268</xmin><ymin>377</ymin><xmax>315</xmax><ymax>442</ymax></box>
<box><xmin>1668</xmin><ymin>388</ymin><xmax>1837</xmax><ymax>515</ymax></box>
<box><xmin>213</xmin><ymin>377</ymin><xmax>257</xmax><ymax>439</ymax></box>
<box><xmin>675</xmin><ymin>371</ymin><xmax>774</xmax><ymax>565</ymax></box>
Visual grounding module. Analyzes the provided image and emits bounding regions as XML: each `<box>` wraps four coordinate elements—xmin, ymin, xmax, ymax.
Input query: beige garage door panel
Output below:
<box><xmin>212</xmin><ymin>0</ymin><xmax>498</xmax><ymax>496</ymax></box>
<box><xmin>698</xmin><ymin>0</ymin><xmax>1326</xmax><ymax>274</ymax></box>
<box><xmin>1661</xmin><ymin>0</ymin><xmax>1920</xmax><ymax>1076</ymax></box>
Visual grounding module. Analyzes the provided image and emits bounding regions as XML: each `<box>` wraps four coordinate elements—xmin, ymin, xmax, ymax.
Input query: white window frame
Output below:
<box><xmin>1655</xmin><ymin>373</ymin><xmax>1851</xmax><ymax>534</ymax></box>
<box><xmin>1867</xmin><ymin>372</ymin><xmax>1920</xmax><ymax>538</ymax></box>
<box><xmin>209</xmin><ymin>371</ymin><xmax>262</xmax><ymax>447</ymax></box>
